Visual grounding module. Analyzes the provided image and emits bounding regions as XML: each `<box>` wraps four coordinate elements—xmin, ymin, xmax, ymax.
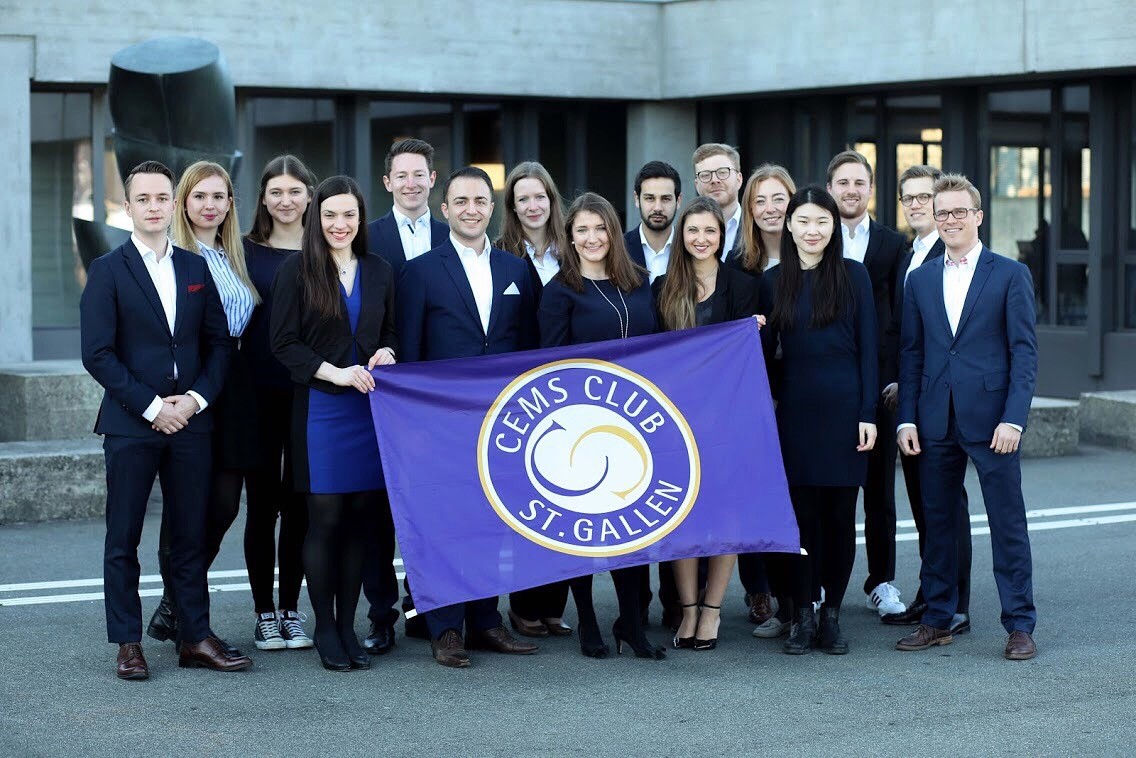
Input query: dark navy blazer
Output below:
<box><xmin>80</xmin><ymin>239</ymin><xmax>232</xmax><ymax>437</ymax></box>
<box><xmin>366</xmin><ymin>210</ymin><xmax>449</xmax><ymax>281</ymax></box>
<box><xmin>898</xmin><ymin>246</ymin><xmax>1038</xmax><ymax>442</ymax></box>
<box><xmin>882</xmin><ymin>237</ymin><xmax>946</xmax><ymax>385</ymax></box>
<box><xmin>397</xmin><ymin>239</ymin><xmax>539</xmax><ymax>362</ymax></box>
<box><xmin>623</xmin><ymin>226</ymin><xmax>646</xmax><ymax>268</ymax></box>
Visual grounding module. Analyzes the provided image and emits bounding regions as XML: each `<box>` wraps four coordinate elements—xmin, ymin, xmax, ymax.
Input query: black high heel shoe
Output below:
<box><xmin>693</xmin><ymin>603</ymin><xmax>721</xmax><ymax>651</ymax></box>
<box><xmin>340</xmin><ymin>628</ymin><xmax>370</xmax><ymax>670</ymax></box>
<box><xmin>673</xmin><ymin>603</ymin><xmax>699</xmax><ymax>649</ymax></box>
<box><xmin>315</xmin><ymin>628</ymin><xmax>351</xmax><ymax>672</ymax></box>
<box><xmin>613</xmin><ymin>619</ymin><xmax>666</xmax><ymax>659</ymax></box>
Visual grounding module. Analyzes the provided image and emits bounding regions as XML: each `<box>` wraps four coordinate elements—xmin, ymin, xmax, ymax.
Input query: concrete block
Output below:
<box><xmin>0</xmin><ymin>439</ymin><xmax>105</xmax><ymax>523</ymax></box>
<box><xmin>0</xmin><ymin>361</ymin><xmax>102</xmax><ymax>441</ymax></box>
<box><xmin>1079</xmin><ymin>390</ymin><xmax>1136</xmax><ymax>451</ymax></box>
<box><xmin>1021</xmin><ymin>397</ymin><xmax>1079</xmax><ymax>458</ymax></box>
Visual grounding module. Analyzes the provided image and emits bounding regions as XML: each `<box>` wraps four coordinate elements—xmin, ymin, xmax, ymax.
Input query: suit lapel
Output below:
<box><xmin>863</xmin><ymin>220</ymin><xmax>883</xmax><ymax>275</ymax></box>
<box><xmin>429</xmin><ymin>219</ymin><xmax>448</xmax><ymax>249</ymax></box>
<box><xmin>952</xmin><ymin>249</ymin><xmax>995</xmax><ymax>342</ymax></box>
<box><xmin>439</xmin><ymin>243</ymin><xmax>485</xmax><ymax>335</ymax></box>
<box><xmin>355</xmin><ymin>255</ymin><xmax>377</xmax><ymax>337</ymax></box>
<box><xmin>710</xmin><ymin>265</ymin><xmax>730</xmax><ymax>323</ymax></box>
<box><xmin>381</xmin><ymin>214</ymin><xmax>407</xmax><ymax>270</ymax></box>
<box><xmin>172</xmin><ymin>247</ymin><xmax>189</xmax><ymax>338</ymax></box>
<box><xmin>123</xmin><ymin>241</ymin><xmax>173</xmax><ymax>337</ymax></box>
<box><xmin>487</xmin><ymin>249</ymin><xmax>507</xmax><ymax>337</ymax></box>
<box><xmin>930</xmin><ymin>257</ymin><xmax>953</xmax><ymax>338</ymax></box>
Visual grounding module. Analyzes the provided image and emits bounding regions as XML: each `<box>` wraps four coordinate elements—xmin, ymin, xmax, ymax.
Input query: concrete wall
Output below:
<box><xmin>0</xmin><ymin>37</ymin><xmax>34</xmax><ymax>363</ymax></box>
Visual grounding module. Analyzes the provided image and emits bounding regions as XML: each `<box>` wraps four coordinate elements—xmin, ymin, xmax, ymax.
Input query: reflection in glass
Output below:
<box><xmin>1056</xmin><ymin>263</ymin><xmax>1088</xmax><ymax>326</ymax></box>
<box><xmin>990</xmin><ymin>144</ymin><xmax>1051</xmax><ymax>321</ymax></box>
<box><xmin>1059</xmin><ymin>86</ymin><xmax>1090</xmax><ymax>249</ymax></box>
<box><xmin>250</xmin><ymin>98</ymin><xmax>335</xmax><ymax>186</ymax></box>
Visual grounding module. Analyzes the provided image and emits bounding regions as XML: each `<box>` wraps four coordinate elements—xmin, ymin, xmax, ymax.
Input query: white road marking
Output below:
<box><xmin>2</xmin><ymin>502</ymin><xmax>1133</xmax><ymax>608</ymax></box>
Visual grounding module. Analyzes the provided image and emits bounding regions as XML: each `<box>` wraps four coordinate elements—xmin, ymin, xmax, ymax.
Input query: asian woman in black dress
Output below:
<box><xmin>536</xmin><ymin>192</ymin><xmax>665</xmax><ymax>660</ymax></box>
<box><xmin>270</xmin><ymin>176</ymin><xmax>397</xmax><ymax>671</ymax></box>
<box><xmin>757</xmin><ymin>186</ymin><xmax>877</xmax><ymax>656</ymax></box>
<box><xmin>653</xmin><ymin>197</ymin><xmax>759</xmax><ymax>651</ymax></box>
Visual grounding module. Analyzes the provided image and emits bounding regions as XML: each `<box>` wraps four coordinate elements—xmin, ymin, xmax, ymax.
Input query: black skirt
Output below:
<box><xmin>212</xmin><ymin>345</ymin><xmax>261</xmax><ymax>470</ymax></box>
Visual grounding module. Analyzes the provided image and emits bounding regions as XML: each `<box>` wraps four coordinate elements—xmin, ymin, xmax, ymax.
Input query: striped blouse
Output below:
<box><xmin>196</xmin><ymin>240</ymin><xmax>255</xmax><ymax>338</ymax></box>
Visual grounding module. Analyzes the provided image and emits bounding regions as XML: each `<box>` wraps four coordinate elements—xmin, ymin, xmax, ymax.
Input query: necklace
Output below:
<box><xmin>591</xmin><ymin>279</ymin><xmax>630</xmax><ymax>340</ymax></box>
<box><xmin>336</xmin><ymin>256</ymin><xmax>354</xmax><ymax>276</ymax></box>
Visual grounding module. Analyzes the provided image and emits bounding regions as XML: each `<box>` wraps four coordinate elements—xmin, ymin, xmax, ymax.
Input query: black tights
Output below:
<box><xmin>304</xmin><ymin>491</ymin><xmax>375</xmax><ymax>659</ymax></box>
<box><xmin>766</xmin><ymin>485</ymin><xmax>858</xmax><ymax>613</ymax></box>
<box><xmin>568</xmin><ymin>565</ymin><xmax>657</xmax><ymax>655</ymax></box>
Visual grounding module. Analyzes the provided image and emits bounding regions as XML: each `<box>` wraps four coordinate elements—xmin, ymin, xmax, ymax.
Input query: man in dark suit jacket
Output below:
<box><xmin>693</xmin><ymin>144</ymin><xmax>745</xmax><ymax>262</ymax></box>
<box><xmin>880</xmin><ymin>165</ymin><xmax>972</xmax><ymax>633</ymax></box>
<box><xmin>827</xmin><ymin>150</ymin><xmax>907</xmax><ymax>616</ymax></box>
<box><xmin>366</xmin><ymin>138</ymin><xmax>449</xmax><ymax>280</ymax></box>
<box><xmin>361</xmin><ymin>138</ymin><xmax>449</xmax><ymax>654</ymax></box>
<box><xmin>896</xmin><ymin>174</ymin><xmax>1039</xmax><ymax>661</ymax></box>
<box><xmin>397</xmin><ymin>166</ymin><xmax>539</xmax><ymax>668</ymax></box>
<box><xmin>80</xmin><ymin>161</ymin><xmax>249</xmax><ymax>679</ymax></box>
<box><xmin>624</xmin><ymin>160</ymin><xmax>682</xmax><ymax>283</ymax></box>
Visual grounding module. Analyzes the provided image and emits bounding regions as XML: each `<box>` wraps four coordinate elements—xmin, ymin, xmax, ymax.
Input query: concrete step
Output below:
<box><xmin>0</xmin><ymin>361</ymin><xmax>101</xmax><ymax>442</ymax></box>
<box><xmin>1022</xmin><ymin>396</ymin><xmax>1079</xmax><ymax>458</ymax></box>
<box><xmin>0</xmin><ymin>438</ymin><xmax>105</xmax><ymax>523</ymax></box>
<box><xmin>1079</xmin><ymin>390</ymin><xmax>1136</xmax><ymax>451</ymax></box>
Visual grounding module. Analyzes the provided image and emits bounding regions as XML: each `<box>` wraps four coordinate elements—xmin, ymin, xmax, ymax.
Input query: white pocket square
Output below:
<box><xmin>503</xmin><ymin>282</ymin><xmax>520</xmax><ymax>295</ymax></box>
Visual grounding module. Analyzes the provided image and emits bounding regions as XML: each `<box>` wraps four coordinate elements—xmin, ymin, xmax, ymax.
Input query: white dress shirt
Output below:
<box><xmin>394</xmin><ymin>206</ymin><xmax>434</xmax><ymax>262</ymax></box>
<box><xmin>453</xmin><ymin>233</ymin><xmax>494</xmax><ymax>333</ymax></box>
<box><xmin>905</xmin><ymin>229</ymin><xmax>940</xmax><ymax>282</ymax></box>
<box><xmin>131</xmin><ymin>234</ymin><xmax>208</xmax><ymax>422</ymax></box>
<box><xmin>524</xmin><ymin>240</ymin><xmax>560</xmax><ymax>285</ymax></box>
<box><xmin>842</xmin><ymin>215</ymin><xmax>871</xmax><ymax>263</ymax></box>
<box><xmin>723</xmin><ymin>204</ymin><xmax>743</xmax><ymax>260</ymax></box>
<box><xmin>638</xmin><ymin>225</ymin><xmax>675</xmax><ymax>283</ymax></box>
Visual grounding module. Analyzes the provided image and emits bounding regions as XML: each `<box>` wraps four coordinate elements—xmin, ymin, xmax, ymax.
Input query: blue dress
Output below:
<box><xmin>305</xmin><ymin>267</ymin><xmax>385</xmax><ymax>494</ymax></box>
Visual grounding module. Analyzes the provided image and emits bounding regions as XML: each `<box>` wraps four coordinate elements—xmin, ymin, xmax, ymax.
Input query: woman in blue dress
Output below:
<box><xmin>271</xmin><ymin>176</ymin><xmax>397</xmax><ymax>671</ymax></box>
<box><xmin>758</xmin><ymin>186</ymin><xmax>878</xmax><ymax>656</ymax></box>
<box><xmin>536</xmin><ymin>192</ymin><xmax>665</xmax><ymax>660</ymax></box>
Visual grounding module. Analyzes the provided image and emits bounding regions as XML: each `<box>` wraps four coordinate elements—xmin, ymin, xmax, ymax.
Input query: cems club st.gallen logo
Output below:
<box><xmin>478</xmin><ymin>359</ymin><xmax>700</xmax><ymax>557</ymax></box>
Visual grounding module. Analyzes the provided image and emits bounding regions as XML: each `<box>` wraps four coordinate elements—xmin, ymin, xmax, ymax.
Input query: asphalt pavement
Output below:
<box><xmin>2</xmin><ymin>445</ymin><xmax>1135</xmax><ymax>757</ymax></box>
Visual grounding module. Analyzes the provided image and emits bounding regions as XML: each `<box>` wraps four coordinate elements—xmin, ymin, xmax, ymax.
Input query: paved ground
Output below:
<box><xmin>2</xmin><ymin>445</ymin><xmax>1135</xmax><ymax>757</ymax></box>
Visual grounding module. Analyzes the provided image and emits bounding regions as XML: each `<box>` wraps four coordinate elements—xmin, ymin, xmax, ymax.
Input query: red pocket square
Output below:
<box><xmin>187</xmin><ymin>283</ymin><xmax>205</xmax><ymax>293</ymax></box>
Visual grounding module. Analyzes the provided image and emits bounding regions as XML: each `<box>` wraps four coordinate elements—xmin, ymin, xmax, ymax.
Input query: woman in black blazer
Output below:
<box><xmin>653</xmin><ymin>197</ymin><xmax>759</xmax><ymax>651</ymax></box>
<box><xmin>270</xmin><ymin>176</ymin><xmax>397</xmax><ymax>672</ymax></box>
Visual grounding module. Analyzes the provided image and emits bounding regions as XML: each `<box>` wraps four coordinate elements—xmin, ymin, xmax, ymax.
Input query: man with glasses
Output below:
<box><xmin>825</xmin><ymin>149</ymin><xmax>907</xmax><ymax>620</ymax></box>
<box><xmin>881</xmin><ymin>165</ymin><xmax>973</xmax><ymax>635</ymax></box>
<box><xmin>895</xmin><ymin>173</ymin><xmax>1038</xmax><ymax>661</ymax></box>
<box><xmin>693</xmin><ymin>143</ymin><xmax>744</xmax><ymax>258</ymax></box>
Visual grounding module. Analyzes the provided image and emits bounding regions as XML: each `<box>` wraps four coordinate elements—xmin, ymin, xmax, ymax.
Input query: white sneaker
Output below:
<box><xmin>278</xmin><ymin>610</ymin><xmax>314</xmax><ymax>649</ymax></box>
<box><xmin>752</xmin><ymin>615</ymin><xmax>791</xmax><ymax>638</ymax></box>
<box><xmin>253</xmin><ymin>611</ymin><xmax>287</xmax><ymax>650</ymax></box>
<box><xmin>867</xmin><ymin>582</ymin><xmax>907</xmax><ymax>616</ymax></box>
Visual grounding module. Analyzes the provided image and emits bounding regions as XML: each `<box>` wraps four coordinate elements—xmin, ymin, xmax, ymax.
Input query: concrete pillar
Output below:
<box><xmin>0</xmin><ymin>37</ymin><xmax>34</xmax><ymax>363</ymax></box>
<box><xmin>625</xmin><ymin>102</ymin><xmax>697</xmax><ymax>226</ymax></box>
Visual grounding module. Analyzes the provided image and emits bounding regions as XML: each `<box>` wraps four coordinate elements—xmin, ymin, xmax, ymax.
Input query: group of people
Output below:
<box><xmin>80</xmin><ymin>134</ymin><xmax>1040</xmax><ymax>680</ymax></box>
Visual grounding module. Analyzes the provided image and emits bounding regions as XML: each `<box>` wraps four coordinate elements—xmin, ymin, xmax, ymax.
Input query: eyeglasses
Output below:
<box><xmin>933</xmin><ymin>208</ymin><xmax>980</xmax><ymax>221</ymax></box>
<box><xmin>695</xmin><ymin>167</ymin><xmax>736</xmax><ymax>183</ymax></box>
<box><xmin>900</xmin><ymin>193</ymin><xmax>932</xmax><ymax>207</ymax></box>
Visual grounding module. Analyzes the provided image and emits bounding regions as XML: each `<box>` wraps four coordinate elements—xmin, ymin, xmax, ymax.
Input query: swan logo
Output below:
<box><xmin>478</xmin><ymin>359</ymin><xmax>700</xmax><ymax>556</ymax></box>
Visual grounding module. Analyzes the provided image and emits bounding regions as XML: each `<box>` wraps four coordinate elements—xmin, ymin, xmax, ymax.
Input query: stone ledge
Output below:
<box><xmin>1079</xmin><ymin>390</ymin><xmax>1136</xmax><ymax>451</ymax></box>
<box><xmin>0</xmin><ymin>438</ymin><xmax>105</xmax><ymax>523</ymax></box>
<box><xmin>1022</xmin><ymin>397</ymin><xmax>1079</xmax><ymax>458</ymax></box>
<box><xmin>0</xmin><ymin>361</ymin><xmax>101</xmax><ymax>442</ymax></box>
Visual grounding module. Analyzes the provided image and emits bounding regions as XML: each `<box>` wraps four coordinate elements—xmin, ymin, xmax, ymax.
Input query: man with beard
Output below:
<box><xmin>825</xmin><ymin>149</ymin><xmax>907</xmax><ymax>619</ymax></box>
<box><xmin>624</xmin><ymin>161</ymin><xmax>682</xmax><ymax>283</ymax></box>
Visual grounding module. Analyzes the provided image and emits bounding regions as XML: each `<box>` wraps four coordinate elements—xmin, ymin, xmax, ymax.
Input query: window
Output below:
<box><xmin>249</xmin><ymin>98</ymin><xmax>335</xmax><ymax>186</ymax></box>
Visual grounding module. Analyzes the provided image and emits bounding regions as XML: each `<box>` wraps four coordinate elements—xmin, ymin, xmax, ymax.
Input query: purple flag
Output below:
<box><xmin>369</xmin><ymin>318</ymin><xmax>799</xmax><ymax>614</ymax></box>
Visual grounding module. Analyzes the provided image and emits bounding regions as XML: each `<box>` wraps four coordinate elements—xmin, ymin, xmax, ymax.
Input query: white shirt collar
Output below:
<box><xmin>639</xmin><ymin>225</ymin><xmax>674</xmax><ymax>255</ymax></box>
<box><xmin>132</xmin><ymin>234</ymin><xmax>172</xmax><ymax>261</ymax></box>
<box><xmin>727</xmin><ymin>203</ymin><xmax>742</xmax><ymax>229</ymax></box>
<box><xmin>393</xmin><ymin>205</ymin><xmax>431</xmax><ymax>230</ymax></box>
<box><xmin>914</xmin><ymin>229</ymin><xmax>939</xmax><ymax>256</ymax></box>
<box><xmin>843</xmin><ymin>215</ymin><xmax>870</xmax><ymax>239</ymax></box>
<box><xmin>451</xmin><ymin>233</ymin><xmax>491</xmax><ymax>259</ymax></box>
<box><xmin>523</xmin><ymin>239</ymin><xmax>557</xmax><ymax>260</ymax></box>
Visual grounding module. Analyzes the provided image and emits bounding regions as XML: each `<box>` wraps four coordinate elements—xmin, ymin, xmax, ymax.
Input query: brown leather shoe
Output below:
<box><xmin>895</xmin><ymin>624</ymin><xmax>953</xmax><ymax>651</ymax></box>
<box><xmin>431</xmin><ymin>629</ymin><xmax>471</xmax><ymax>668</ymax></box>
<box><xmin>179</xmin><ymin>636</ymin><xmax>253</xmax><ymax>671</ymax></box>
<box><xmin>747</xmin><ymin>592</ymin><xmax>776</xmax><ymax>625</ymax></box>
<box><xmin>116</xmin><ymin>643</ymin><xmax>149</xmax><ymax>680</ymax></box>
<box><xmin>1004</xmin><ymin>630</ymin><xmax>1037</xmax><ymax>660</ymax></box>
<box><xmin>470</xmin><ymin>624</ymin><xmax>538</xmax><ymax>655</ymax></box>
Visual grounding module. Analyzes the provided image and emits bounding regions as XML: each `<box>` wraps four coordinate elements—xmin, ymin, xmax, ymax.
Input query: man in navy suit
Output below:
<box><xmin>895</xmin><ymin>173</ymin><xmax>1038</xmax><ymax>660</ymax></box>
<box><xmin>826</xmin><ymin>149</ymin><xmax>908</xmax><ymax>618</ymax></box>
<box><xmin>366</xmin><ymin>138</ymin><xmax>449</xmax><ymax>279</ymax></box>
<box><xmin>881</xmin><ymin>165</ymin><xmax>973</xmax><ymax>633</ymax></box>
<box><xmin>361</xmin><ymin>138</ymin><xmax>449</xmax><ymax>654</ymax></box>
<box><xmin>397</xmin><ymin>166</ymin><xmax>539</xmax><ymax>667</ymax></box>
<box><xmin>80</xmin><ymin>161</ymin><xmax>250</xmax><ymax>678</ymax></box>
<box><xmin>693</xmin><ymin>143</ymin><xmax>744</xmax><ymax>260</ymax></box>
<box><xmin>623</xmin><ymin>160</ymin><xmax>682</xmax><ymax>282</ymax></box>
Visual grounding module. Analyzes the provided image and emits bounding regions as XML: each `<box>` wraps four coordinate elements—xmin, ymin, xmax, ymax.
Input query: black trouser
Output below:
<box><xmin>361</xmin><ymin>490</ymin><xmax>400</xmax><ymax>625</ymax></box>
<box><xmin>862</xmin><ymin>403</ymin><xmax>899</xmax><ymax>594</ymax></box>
<box><xmin>510</xmin><ymin>581</ymin><xmax>570</xmax><ymax>620</ymax></box>
<box><xmin>304</xmin><ymin>491</ymin><xmax>375</xmax><ymax>644</ymax></box>
<box><xmin>157</xmin><ymin>468</ymin><xmax>242</xmax><ymax>605</ymax></box>
<box><xmin>738</xmin><ymin>553</ymin><xmax>771</xmax><ymax>595</ymax></box>
<box><xmin>901</xmin><ymin>451</ymin><xmax>972</xmax><ymax>613</ymax></box>
<box><xmin>104</xmin><ymin>432</ymin><xmax>211</xmax><ymax>644</ymax></box>
<box><xmin>243</xmin><ymin>386</ymin><xmax>307</xmax><ymax>614</ymax></box>
<box><xmin>767</xmin><ymin>486</ymin><xmax>858</xmax><ymax>612</ymax></box>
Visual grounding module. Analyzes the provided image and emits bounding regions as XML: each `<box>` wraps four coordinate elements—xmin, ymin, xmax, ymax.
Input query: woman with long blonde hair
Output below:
<box><xmin>496</xmin><ymin>161</ymin><xmax>568</xmax><ymax>287</ymax></box>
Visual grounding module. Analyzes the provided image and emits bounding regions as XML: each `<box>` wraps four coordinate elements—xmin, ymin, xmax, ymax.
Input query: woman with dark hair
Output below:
<box><xmin>497</xmin><ymin>161</ymin><xmax>568</xmax><ymax>287</ymax></box>
<box><xmin>241</xmin><ymin>155</ymin><xmax>319</xmax><ymax>652</ymax></box>
<box><xmin>270</xmin><ymin>175</ymin><xmax>397</xmax><ymax>671</ymax></box>
<box><xmin>758</xmin><ymin>185</ymin><xmax>878</xmax><ymax>656</ymax></box>
<box><xmin>652</xmin><ymin>196</ymin><xmax>759</xmax><ymax>651</ymax></box>
<box><xmin>536</xmin><ymin>192</ymin><xmax>665</xmax><ymax>660</ymax></box>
